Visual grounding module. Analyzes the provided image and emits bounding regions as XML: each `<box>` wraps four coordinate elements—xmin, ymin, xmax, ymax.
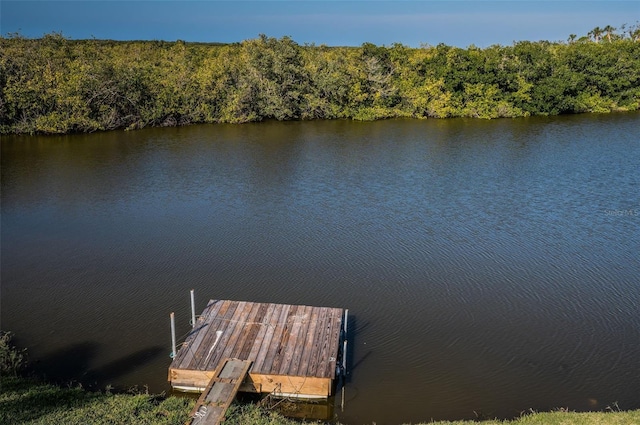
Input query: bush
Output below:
<box><xmin>0</xmin><ymin>331</ymin><xmax>26</xmax><ymax>376</ymax></box>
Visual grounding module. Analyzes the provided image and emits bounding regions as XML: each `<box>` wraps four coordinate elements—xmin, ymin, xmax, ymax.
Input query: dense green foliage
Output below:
<box><xmin>1</xmin><ymin>28</ymin><xmax>639</xmax><ymax>134</ymax></box>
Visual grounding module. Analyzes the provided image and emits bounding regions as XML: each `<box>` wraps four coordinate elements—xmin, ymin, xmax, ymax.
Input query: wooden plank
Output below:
<box><xmin>314</xmin><ymin>307</ymin><xmax>341</xmax><ymax>377</ymax></box>
<box><xmin>174</xmin><ymin>300</ymin><xmax>223</xmax><ymax>370</ymax></box>
<box><xmin>295</xmin><ymin>305</ymin><xmax>321</xmax><ymax>377</ymax></box>
<box><xmin>329</xmin><ymin>308</ymin><xmax>345</xmax><ymax>375</ymax></box>
<box><xmin>168</xmin><ymin>368</ymin><xmax>215</xmax><ymax>390</ymax></box>
<box><xmin>188</xmin><ymin>300</ymin><xmax>231</xmax><ymax>370</ymax></box>
<box><xmin>238</xmin><ymin>373</ymin><xmax>331</xmax><ymax>398</ymax></box>
<box><xmin>218</xmin><ymin>358</ymin><xmax>250</xmax><ymax>379</ymax></box>
<box><xmin>187</xmin><ymin>358</ymin><xmax>252</xmax><ymax>425</ymax></box>
<box><xmin>316</xmin><ymin>308</ymin><xmax>343</xmax><ymax>378</ymax></box>
<box><xmin>203</xmin><ymin>301</ymin><xmax>247</xmax><ymax>370</ymax></box>
<box><xmin>190</xmin><ymin>405</ymin><xmax>225</xmax><ymax>425</ymax></box>
<box><xmin>286</xmin><ymin>304</ymin><xmax>316</xmax><ymax>376</ymax></box>
<box><xmin>268</xmin><ymin>304</ymin><xmax>299</xmax><ymax>374</ymax></box>
<box><xmin>170</xmin><ymin>300</ymin><xmax>214</xmax><ymax>370</ymax></box>
<box><xmin>185</xmin><ymin>300</ymin><xmax>229</xmax><ymax>370</ymax></box>
<box><xmin>277</xmin><ymin>304</ymin><xmax>309</xmax><ymax>376</ymax></box>
<box><xmin>260</xmin><ymin>305</ymin><xmax>293</xmax><ymax>374</ymax></box>
<box><xmin>203</xmin><ymin>382</ymin><xmax>235</xmax><ymax>403</ymax></box>
<box><xmin>246</xmin><ymin>303</ymin><xmax>278</xmax><ymax>364</ymax></box>
<box><xmin>305</xmin><ymin>307</ymin><xmax>332</xmax><ymax>377</ymax></box>
<box><xmin>251</xmin><ymin>303</ymin><xmax>287</xmax><ymax>373</ymax></box>
<box><xmin>205</xmin><ymin>301</ymin><xmax>246</xmax><ymax>370</ymax></box>
<box><xmin>192</xmin><ymin>300</ymin><xmax>237</xmax><ymax>370</ymax></box>
<box><xmin>219</xmin><ymin>301</ymin><xmax>261</xmax><ymax>361</ymax></box>
<box><xmin>235</xmin><ymin>302</ymin><xmax>269</xmax><ymax>360</ymax></box>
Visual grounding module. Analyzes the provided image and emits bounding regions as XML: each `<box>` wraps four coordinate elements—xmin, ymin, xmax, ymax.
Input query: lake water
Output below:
<box><xmin>2</xmin><ymin>113</ymin><xmax>639</xmax><ymax>424</ymax></box>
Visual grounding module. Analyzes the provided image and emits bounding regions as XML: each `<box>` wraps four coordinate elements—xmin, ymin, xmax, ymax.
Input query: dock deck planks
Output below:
<box><xmin>169</xmin><ymin>299</ymin><xmax>345</xmax><ymax>398</ymax></box>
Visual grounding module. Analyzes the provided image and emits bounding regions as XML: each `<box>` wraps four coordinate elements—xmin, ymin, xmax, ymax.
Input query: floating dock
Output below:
<box><xmin>169</xmin><ymin>299</ymin><xmax>347</xmax><ymax>399</ymax></box>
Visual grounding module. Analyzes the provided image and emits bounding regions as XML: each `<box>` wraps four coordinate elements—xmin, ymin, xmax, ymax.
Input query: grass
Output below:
<box><xmin>425</xmin><ymin>410</ymin><xmax>640</xmax><ymax>425</ymax></box>
<box><xmin>0</xmin><ymin>376</ymin><xmax>194</xmax><ymax>425</ymax></box>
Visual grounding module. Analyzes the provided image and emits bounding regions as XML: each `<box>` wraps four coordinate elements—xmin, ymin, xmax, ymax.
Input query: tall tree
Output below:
<box><xmin>589</xmin><ymin>27</ymin><xmax>603</xmax><ymax>43</ymax></box>
<box><xmin>603</xmin><ymin>25</ymin><xmax>616</xmax><ymax>42</ymax></box>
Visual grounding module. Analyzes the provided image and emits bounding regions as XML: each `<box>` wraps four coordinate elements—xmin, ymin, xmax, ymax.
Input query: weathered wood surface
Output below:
<box><xmin>169</xmin><ymin>299</ymin><xmax>345</xmax><ymax>398</ymax></box>
<box><xmin>187</xmin><ymin>358</ymin><xmax>252</xmax><ymax>425</ymax></box>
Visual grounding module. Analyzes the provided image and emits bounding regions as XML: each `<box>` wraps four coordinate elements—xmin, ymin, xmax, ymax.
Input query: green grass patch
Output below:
<box><xmin>425</xmin><ymin>409</ymin><xmax>640</xmax><ymax>425</ymax></box>
<box><xmin>0</xmin><ymin>376</ymin><xmax>194</xmax><ymax>425</ymax></box>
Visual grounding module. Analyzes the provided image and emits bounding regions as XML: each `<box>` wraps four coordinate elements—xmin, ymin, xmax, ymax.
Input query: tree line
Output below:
<box><xmin>1</xmin><ymin>25</ymin><xmax>639</xmax><ymax>134</ymax></box>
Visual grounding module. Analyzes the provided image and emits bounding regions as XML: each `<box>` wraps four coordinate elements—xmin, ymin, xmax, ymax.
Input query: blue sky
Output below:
<box><xmin>1</xmin><ymin>1</ymin><xmax>638</xmax><ymax>47</ymax></box>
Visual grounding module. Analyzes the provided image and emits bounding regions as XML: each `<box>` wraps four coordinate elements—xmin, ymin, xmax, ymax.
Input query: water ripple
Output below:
<box><xmin>2</xmin><ymin>114</ymin><xmax>639</xmax><ymax>424</ymax></box>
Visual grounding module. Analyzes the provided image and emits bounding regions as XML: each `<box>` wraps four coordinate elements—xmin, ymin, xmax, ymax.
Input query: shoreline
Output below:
<box><xmin>2</xmin><ymin>376</ymin><xmax>640</xmax><ymax>425</ymax></box>
<box><xmin>3</xmin><ymin>109</ymin><xmax>639</xmax><ymax>138</ymax></box>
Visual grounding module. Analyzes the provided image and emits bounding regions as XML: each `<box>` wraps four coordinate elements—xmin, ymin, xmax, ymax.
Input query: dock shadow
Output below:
<box><xmin>344</xmin><ymin>315</ymin><xmax>371</xmax><ymax>385</ymax></box>
<box><xmin>29</xmin><ymin>342</ymin><xmax>164</xmax><ymax>391</ymax></box>
<box><xmin>30</xmin><ymin>341</ymin><xmax>99</xmax><ymax>385</ymax></box>
<box><xmin>85</xmin><ymin>346</ymin><xmax>165</xmax><ymax>388</ymax></box>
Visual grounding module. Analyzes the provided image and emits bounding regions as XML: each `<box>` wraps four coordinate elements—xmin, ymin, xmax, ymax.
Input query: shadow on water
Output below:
<box><xmin>31</xmin><ymin>341</ymin><xmax>99</xmax><ymax>385</ymax></box>
<box><xmin>31</xmin><ymin>342</ymin><xmax>164</xmax><ymax>391</ymax></box>
<box><xmin>85</xmin><ymin>346</ymin><xmax>165</xmax><ymax>390</ymax></box>
<box><xmin>342</xmin><ymin>314</ymin><xmax>374</xmax><ymax>411</ymax></box>
<box><xmin>344</xmin><ymin>315</ymin><xmax>372</xmax><ymax>385</ymax></box>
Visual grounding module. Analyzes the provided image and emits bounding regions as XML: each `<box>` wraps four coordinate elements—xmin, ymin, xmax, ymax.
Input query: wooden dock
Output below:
<box><xmin>169</xmin><ymin>299</ymin><xmax>346</xmax><ymax>399</ymax></box>
<box><xmin>187</xmin><ymin>358</ymin><xmax>252</xmax><ymax>425</ymax></box>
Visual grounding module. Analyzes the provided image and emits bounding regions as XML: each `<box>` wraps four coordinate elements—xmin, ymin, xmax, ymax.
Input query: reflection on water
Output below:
<box><xmin>2</xmin><ymin>113</ymin><xmax>639</xmax><ymax>424</ymax></box>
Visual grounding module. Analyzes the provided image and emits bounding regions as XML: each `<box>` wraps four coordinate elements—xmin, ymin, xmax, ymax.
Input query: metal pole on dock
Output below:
<box><xmin>344</xmin><ymin>309</ymin><xmax>348</xmax><ymax>335</ymax></box>
<box><xmin>342</xmin><ymin>309</ymin><xmax>349</xmax><ymax>375</ymax></box>
<box><xmin>343</xmin><ymin>340</ymin><xmax>348</xmax><ymax>376</ymax></box>
<box><xmin>341</xmin><ymin>308</ymin><xmax>349</xmax><ymax>411</ymax></box>
<box><xmin>190</xmin><ymin>289</ymin><xmax>196</xmax><ymax>328</ymax></box>
<box><xmin>170</xmin><ymin>312</ymin><xmax>177</xmax><ymax>358</ymax></box>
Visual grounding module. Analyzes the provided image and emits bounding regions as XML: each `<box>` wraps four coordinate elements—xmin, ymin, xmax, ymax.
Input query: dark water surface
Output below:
<box><xmin>2</xmin><ymin>113</ymin><xmax>639</xmax><ymax>424</ymax></box>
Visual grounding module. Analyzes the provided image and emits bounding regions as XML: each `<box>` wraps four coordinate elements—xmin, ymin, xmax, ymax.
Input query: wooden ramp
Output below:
<box><xmin>187</xmin><ymin>358</ymin><xmax>252</xmax><ymax>425</ymax></box>
<box><xmin>170</xmin><ymin>299</ymin><xmax>346</xmax><ymax>399</ymax></box>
